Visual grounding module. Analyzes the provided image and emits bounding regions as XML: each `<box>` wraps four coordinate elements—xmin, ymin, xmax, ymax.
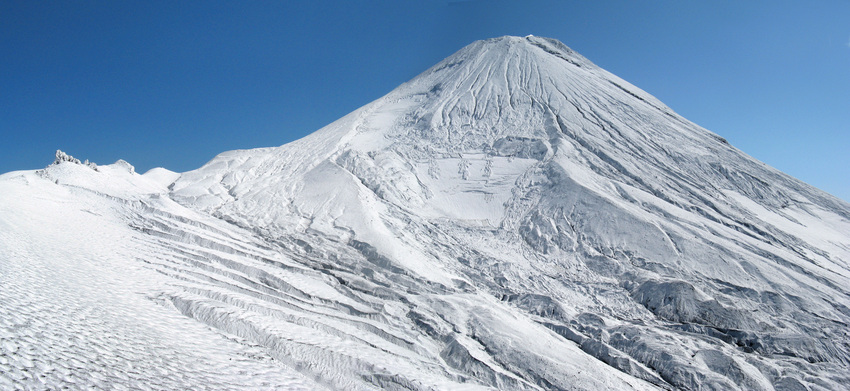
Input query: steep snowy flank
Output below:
<box><xmin>3</xmin><ymin>36</ymin><xmax>850</xmax><ymax>390</ymax></box>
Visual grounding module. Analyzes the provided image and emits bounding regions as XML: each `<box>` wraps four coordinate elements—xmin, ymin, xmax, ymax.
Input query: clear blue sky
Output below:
<box><xmin>2</xmin><ymin>1</ymin><xmax>848</xmax><ymax>201</ymax></box>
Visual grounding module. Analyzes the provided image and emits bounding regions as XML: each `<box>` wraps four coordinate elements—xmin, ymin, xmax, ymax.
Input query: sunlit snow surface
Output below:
<box><xmin>3</xmin><ymin>36</ymin><xmax>850</xmax><ymax>390</ymax></box>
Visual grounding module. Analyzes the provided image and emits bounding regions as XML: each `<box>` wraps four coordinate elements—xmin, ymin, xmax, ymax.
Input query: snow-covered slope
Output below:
<box><xmin>3</xmin><ymin>36</ymin><xmax>849</xmax><ymax>390</ymax></box>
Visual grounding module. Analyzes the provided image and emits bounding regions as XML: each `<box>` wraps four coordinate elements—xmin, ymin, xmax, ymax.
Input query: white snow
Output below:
<box><xmin>2</xmin><ymin>36</ymin><xmax>849</xmax><ymax>390</ymax></box>
<box><xmin>0</xmin><ymin>170</ymin><xmax>325</xmax><ymax>390</ymax></box>
<box><xmin>142</xmin><ymin>167</ymin><xmax>181</xmax><ymax>188</ymax></box>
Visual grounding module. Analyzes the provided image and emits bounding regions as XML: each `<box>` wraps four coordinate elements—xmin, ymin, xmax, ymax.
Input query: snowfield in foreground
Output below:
<box><xmin>2</xmin><ymin>36</ymin><xmax>849</xmax><ymax>390</ymax></box>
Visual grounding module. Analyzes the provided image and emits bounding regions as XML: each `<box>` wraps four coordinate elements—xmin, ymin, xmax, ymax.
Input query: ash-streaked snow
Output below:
<box><xmin>2</xmin><ymin>36</ymin><xmax>849</xmax><ymax>390</ymax></box>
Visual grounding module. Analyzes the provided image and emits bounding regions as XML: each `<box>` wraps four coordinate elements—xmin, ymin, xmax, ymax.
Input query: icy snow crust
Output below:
<box><xmin>3</xmin><ymin>36</ymin><xmax>850</xmax><ymax>390</ymax></box>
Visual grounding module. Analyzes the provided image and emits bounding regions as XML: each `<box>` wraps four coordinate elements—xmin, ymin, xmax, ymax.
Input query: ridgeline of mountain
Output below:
<box><xmin>2</xmin><ymin>36</ymin><xmax>849</xmax><ymax>390</ymax></box>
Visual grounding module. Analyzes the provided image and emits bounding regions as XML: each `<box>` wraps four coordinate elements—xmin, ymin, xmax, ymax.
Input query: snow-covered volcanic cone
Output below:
<box><xmin>2</xmin><ymin>36</ymin><xmax>849</xmax><ymax>390</ymax></box>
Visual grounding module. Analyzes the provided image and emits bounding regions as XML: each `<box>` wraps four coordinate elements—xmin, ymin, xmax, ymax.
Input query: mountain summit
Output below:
<box><xmin>3</xmin><ymin>36</ymin><xmax>849</xmax><ymax>390</ymax></box>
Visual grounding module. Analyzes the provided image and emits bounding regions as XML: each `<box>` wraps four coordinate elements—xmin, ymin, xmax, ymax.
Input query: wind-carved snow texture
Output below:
<box><xmin>2</xmin><ymin>36</ymin><xmax>850</xmax><ymax>390</ymax></box>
